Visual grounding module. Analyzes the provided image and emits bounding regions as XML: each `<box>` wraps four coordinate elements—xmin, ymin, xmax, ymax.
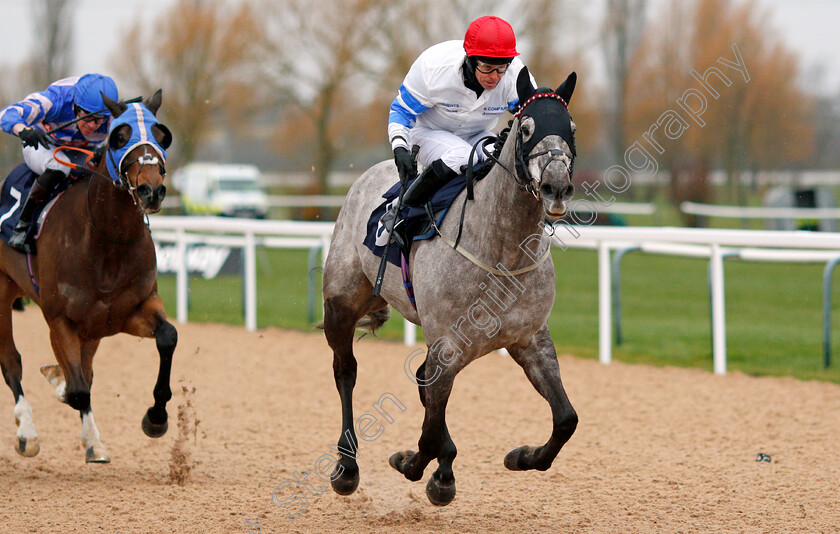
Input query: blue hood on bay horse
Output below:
<box><xmin>106</xmin><ymin>103</ymin><xmax>168</xmax><ymax>183</ymax></box>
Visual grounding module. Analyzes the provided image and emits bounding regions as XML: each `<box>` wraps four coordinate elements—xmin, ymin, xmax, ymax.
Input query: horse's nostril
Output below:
<box><xmin>157</xmin><ymin>185</ymin><xmax>167</xmax><ymax>201</ymax></box>
<box><xmin>540</xmin><ymin>183</ymin><xmax>557</xmax><ymax>199</ymax></box>
<box><xmin>137</xmin><ymin>184</ymin><xmax>152</xmax><ymax>199</ymax></box>
<box><xmin>562</xmin><ymin>184</ymin><xmax>575</xmax><ymax>199</ymax></box>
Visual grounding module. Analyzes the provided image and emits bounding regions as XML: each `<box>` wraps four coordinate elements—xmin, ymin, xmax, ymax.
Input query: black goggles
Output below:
<box><xmin>74</xmin><ymin>104</ymin><xmax>106</xmax><ymax>121</ymax></box>
<box><xmin>475</xmin><ymin>60</ymin><xmax>511</xmax><ymax>75</ymax></box>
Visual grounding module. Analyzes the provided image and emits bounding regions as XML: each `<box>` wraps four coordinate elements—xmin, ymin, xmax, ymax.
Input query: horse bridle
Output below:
<box><xmin>106</xmin><ymin>144</ymin><xmax>167</xmax><ymax>207</ymax></box>
<box><xmin>511</xmin><ymin>92</ymin><xmax>575</xmax><ymax>200</ymax></box>
<box><xmin>83</xmin><ymin>143</ymin><xmax>165</xmax><ymax>244</ymax></box>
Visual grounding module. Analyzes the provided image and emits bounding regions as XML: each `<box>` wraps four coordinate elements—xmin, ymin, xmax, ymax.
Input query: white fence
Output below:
<box><xmin>560</xmin><ymin>226</ymin><xmax>840</xmax><ymax>374</ymax></box>
<box><xmin>681</xmin><ymin>201</ymin><xmax>840</xmax><ymax>221</ymax></box>
<box><xmin>148</xmin><ymin>217</ymin><xmax>840</xmax><ymax>375</ymax></box>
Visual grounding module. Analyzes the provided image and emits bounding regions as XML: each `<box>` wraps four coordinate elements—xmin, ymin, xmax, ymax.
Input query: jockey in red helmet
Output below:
<box><xmin>0</xmin><ymin>73</ymin><xmax>119</xmax><ymax>252</ymax></box>
<box><xmin>382</xmin><ymin>16</ymin><xmax>535</xmax><ymax>235</ymax></box>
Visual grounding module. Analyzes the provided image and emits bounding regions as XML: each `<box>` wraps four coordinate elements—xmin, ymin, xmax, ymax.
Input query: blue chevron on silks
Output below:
<box><xmin>106</xmin><ymin>103</ymin><xmax>168</xmax><ymax>182</ymax></box>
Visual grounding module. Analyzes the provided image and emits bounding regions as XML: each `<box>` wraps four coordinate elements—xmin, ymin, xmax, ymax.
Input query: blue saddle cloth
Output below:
<box><xmin>0</xmin><ymin>164</ymin><xmax>71</xmax><ymax>252</ymax></box>
<box><xmin>363</xmin><ymin>172</ymin><xmax>470</xmax><ymax>268</ymax></box>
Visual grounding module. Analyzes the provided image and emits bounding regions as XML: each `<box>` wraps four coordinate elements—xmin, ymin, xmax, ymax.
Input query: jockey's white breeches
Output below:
<box><xmin>22</xmin><ymin>145</ymin><xmax>88</xmax><ymax>176</ymax></box>
<box><xmin>411</xmin><ymin>127</ymin><xmax>495</xmax><ymax>174</ymax></box>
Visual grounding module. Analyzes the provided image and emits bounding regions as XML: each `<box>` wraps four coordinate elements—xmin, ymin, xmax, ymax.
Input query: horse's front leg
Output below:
<box><xmin>123</xmin><ymin>294</ymin><xmax>176</xmax><ymax>438</ymax></box>
<box><xmin>504</xmin><ymin>325</ymin><xmax>577</xmax><ymax>471</ymax></box>
<box><xmin>389</xmin><ymin>348</ymin><xmax>459</xmax><ymax>505</ymax></box>
<box><xmin>47</xmin><ymin>318</ymin><xmax>110</xmax><ymax>462</ymax></box>
<box><xmin>402</xmin><ymin>359</ymin><xmax>458</xmax><ymax>506</ymax></box>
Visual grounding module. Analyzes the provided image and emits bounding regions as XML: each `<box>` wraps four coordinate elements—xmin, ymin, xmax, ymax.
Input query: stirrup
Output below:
<box><xmin>7</xmin><ymin>225</ymin><xmax>32</xmax><ymax>253</ymax></box>
<box><xmin>378</xmin><ymin>208</ymin><xmax>407</xmax><ymax>248</ymax></box>
<box><xmin>379</xmin><ymin>207</ymin><xmax>400</xmax><ymax>234</ymax></box>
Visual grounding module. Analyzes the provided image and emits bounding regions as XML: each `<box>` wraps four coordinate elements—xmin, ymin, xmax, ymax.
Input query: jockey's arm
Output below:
<box><xmin>0</xmin><ymin>90</ymin><xmax>54</xmax><ymax>137</ymax></box>
<box><xmin>388</xmin><ymin>86</ymin><xmax>429</xmax><ymax>152</ymax></box>
<box><xmin>387</xmin><ymin>52</ymin><xmax>433</xmax><ymax>152</ymax></box>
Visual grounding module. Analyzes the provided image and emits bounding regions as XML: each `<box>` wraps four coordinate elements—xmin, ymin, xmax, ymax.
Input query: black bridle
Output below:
<box><xmin>465</xmin><ymin>92</ymin><xmax>575</xmax><ymax>202</ymax></box>
<box><xmin>449</xmin><ymin>93</ymin><xmax>574</xmax><ymax>249</ymax></box>
<box><xmin>87</xmin><ymin>144</ymin><xmax>165</xmax><ymax>244</ymax></box>
<box><xmin>512</xmin><ymin>92</ymin><xmax>575</xmax><ymax>199</ymax></box>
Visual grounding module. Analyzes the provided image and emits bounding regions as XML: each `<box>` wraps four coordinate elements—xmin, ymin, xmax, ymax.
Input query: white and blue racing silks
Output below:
<box><xmin>0</xmin><ymin>76</ymin><xmax>109</xmax><ymax>148</ymax></box>
<box><xmin>106</xmin><ymin>103</ymin><xmax>167</xmax><ymax>183</ymax></box>
<box><xmin>387</xmin><ymin>40</ymin><xmax>534</xmax><ymax>151</ymax></box>
<box><xmin>388</xmin><ymin>85</ymin><xmax>430</xmax><ymax>149</ymax></box>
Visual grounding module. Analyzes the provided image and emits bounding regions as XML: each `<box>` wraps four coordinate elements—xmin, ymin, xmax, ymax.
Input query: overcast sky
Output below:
<box><xmin>0</xmin><ymin>0</ymin><xmax>837</xmax><ymax>96</ymax></box>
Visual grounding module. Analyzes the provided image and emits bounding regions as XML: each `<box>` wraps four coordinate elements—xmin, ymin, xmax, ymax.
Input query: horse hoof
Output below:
<box><xmin>425</xmin><ymin>477</ymin><xmax>456</xmax><ymax>506</ymax></box>
<box><xmin>504</xmin><ymin>445</ymin><xmax>538</xmax><ymax>471</ymax></box>
<box><xmin>388</xmin><ymin>450</ymin><xmax>416</xmax><ymax>473</ymax></box>
<box><xmin>40</xmin><ymin>364</ymin><xmax>63</xmax><ymax>383</ymax></box>
<box><xmin>85</xmin><ymin>446</ymin><xmax>111</xmax><ymax>463</ymax></box>
<box><xmin>40</xmin><ymin>365</ymin><xmax>66</xmax><ymax>402</ymax></box>
<box><xmin>142</xmin><ymin>410</ymin><xmax>169</xmax><ymax>438</ymax></box>
<box><xmin>15</xmin><ymin>436</ymin><xmax>40</xmax><ymax>457</ymax></box>
<box><xmin>330</xmin><ymin>465</ymin><xmax>359</xmax><ymax>495</ymax></box>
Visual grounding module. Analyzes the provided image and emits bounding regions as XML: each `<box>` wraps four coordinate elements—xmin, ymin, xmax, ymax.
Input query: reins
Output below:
<box><xmin>512</xmin><ymin>92</ymin><xmax>573</xmax><ymax>199</ymax></box>
<box><xmin>424</xmin><ymin>91</ymin><xmax>573</xmax><ymax>277</ymax></box>
<box><xmin>52</xmin><ymin>145</ymin><xmax>154</xmax><ymax>245</ymax></box>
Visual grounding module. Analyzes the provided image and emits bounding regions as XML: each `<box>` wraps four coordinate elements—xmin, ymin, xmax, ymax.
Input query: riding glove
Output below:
<box><xmin>19</xmin><ymin>127</ymin><xmax>52</xmax><ymax>150</ymax></box>
<box><xmin>393</xmin><ymin>146</ymin><xmax>417</xmax><ymax>186</ymax></box>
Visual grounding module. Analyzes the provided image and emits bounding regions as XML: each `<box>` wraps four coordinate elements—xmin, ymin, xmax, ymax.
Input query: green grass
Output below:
<box><xmin>156</xmin><ymin>247</ymin><xmax>840</xmax><ymax>384</ymax></box>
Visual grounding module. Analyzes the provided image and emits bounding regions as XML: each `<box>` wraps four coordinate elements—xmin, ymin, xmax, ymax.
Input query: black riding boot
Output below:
<box><xmin>380</xmin><ymin>160</ymin><xmax>458</xmax><ymax>234</ymax></box>
<box><xmin>7</xmin><ymin>169</ymin><xmax>64</xmax><ymax>253</ymax></box>
<box><xmin>402</xmin><ymin>159</ymin><xmax>459</xmax><ymax>207</ymax></box>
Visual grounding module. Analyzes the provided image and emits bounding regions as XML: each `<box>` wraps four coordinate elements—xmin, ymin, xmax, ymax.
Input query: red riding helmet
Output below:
<box><xmin>463</xmin><ymin>16</ymin><xmax>519</xmax><ymax>58</ymax></box>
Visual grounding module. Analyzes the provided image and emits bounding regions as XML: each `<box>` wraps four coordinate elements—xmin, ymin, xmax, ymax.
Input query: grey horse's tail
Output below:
<box><xmin>314</xmin><ymin>307</ymin><xmax>391</xmax><ymax>336</ymax></box>
<box><xmin>354</xmin><ymin>307</ymin><xmax>391</xmax><ymax>335</ymax></box>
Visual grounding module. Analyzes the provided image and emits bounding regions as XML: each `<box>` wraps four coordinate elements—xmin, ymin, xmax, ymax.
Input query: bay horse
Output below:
<box><xmin>322</xmin><ymin>68</ymin><xmax>578</xmax><ymax>505</ymax></box>
<box><xmin>0</xmin><ymin>90</ymin><xmax>176</xmax><ymax>463</ymax></box>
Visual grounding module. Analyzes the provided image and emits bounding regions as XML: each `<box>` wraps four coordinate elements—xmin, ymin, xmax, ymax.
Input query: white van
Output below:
<box><xmin>171</xmin><ymin>163</ymin><xmax>269</xmax><ymax>218</ymax></box>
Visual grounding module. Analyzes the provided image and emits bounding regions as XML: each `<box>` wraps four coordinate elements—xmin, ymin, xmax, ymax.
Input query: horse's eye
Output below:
<box><xmin>520</xmin><ymin>116</ymin><xmax>535</xmax><ymax>141</ymax></box>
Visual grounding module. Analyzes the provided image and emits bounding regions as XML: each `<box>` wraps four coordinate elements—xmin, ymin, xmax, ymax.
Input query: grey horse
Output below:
<box><xmin>322</xmin><ymin>68</ymin><xmax>578</xmax><ymax>506</ymax></box>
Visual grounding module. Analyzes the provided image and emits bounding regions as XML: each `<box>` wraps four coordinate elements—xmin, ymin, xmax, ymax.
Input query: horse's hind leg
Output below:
<box><xmin>47</xmin><ymin>318</ymin><xmax>110</xmax><ymax>462</ymax></box>
<box><xmin>323</xmin><ymin>294</ymin><xmax>368</xmax><ymax>495</ymax></box>
<box><xmin>123</xmin><ymin>294</ymin><xmax>176</xmax><ymax>438</ymax></box>
<box><xmin>0</xmin><ymin>280</ymin><xmax>39</xmax><ymax>457</ymax></box>
<box><xmin>504</xmin><ymin>326</ymin><xmax>577</xmax><ymax>471</ymax></box>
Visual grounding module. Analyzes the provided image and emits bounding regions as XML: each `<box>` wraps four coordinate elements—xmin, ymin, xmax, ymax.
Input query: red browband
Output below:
<box><xmin>515</xmin><ymin>92</ymin><xmax>568</xmax><ymax>117</ymax></box>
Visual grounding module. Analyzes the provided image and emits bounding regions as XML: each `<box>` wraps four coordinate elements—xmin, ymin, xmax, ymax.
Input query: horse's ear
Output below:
<box><xmin>516</xmin><ymin>66</ymin><xmax>536</xmax><ymax>103</ymax></box>
<box><xmin>145</xmin><ymin>89</ymin><xmax>163</xmax><ymax>116</ymax></box>
<box><xmin>102</xmin><ymin>91</ymin><xmax>127</xmax><ymax>118</ymax></box>
<box><xmin>152</xmin><ymin>123</ymin><xmax>173</xmax><ymax>149</ymax></box>
<box><xmin>556</xmin><ymin>72</ymin><xmax>577</xmax><ymax>105</ymax></box>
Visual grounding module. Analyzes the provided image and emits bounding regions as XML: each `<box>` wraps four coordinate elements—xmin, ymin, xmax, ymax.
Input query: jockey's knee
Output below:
<box><xmin>37</xmin><ymin>168</ymin><xmax>68</xmax><ymax>189</ymax></box>
<box><xmin>438</xmin><ymin>149</ymin><xmax>471</xmax><ymax>175</ymax></box>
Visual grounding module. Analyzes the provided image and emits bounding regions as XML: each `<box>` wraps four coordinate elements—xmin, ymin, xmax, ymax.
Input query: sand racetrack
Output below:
<box><xmin>1</xmin><ymin>307</ymin><xmax>839</xmax><ymax>533</ymax></box>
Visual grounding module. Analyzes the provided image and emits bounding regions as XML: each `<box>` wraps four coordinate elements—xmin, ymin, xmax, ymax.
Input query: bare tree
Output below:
<box><xmin>258</xmin><ymin>0</ymin><xmax>401</xmax><ymax>195</ymax></box>
<box><xmin>373</xmin><ymin>0</ymin><xmax>505</xmax><ymax>90</ymax></box>
<box><xmin>602</xmin><ymin>0</ymin><xmax>647</xmax><ymax>168</ymax></box>
<box><xmin>112</xmin><ymin>0</ymin><xmax>261</xmax><ymax>167</ymax></box>
<box><xmin>625</xmin><ymin>0</ymin><xmax>814</xmax><ymax>221</ymax></box>
<box><xmin>27</xmin><ymin>0</ymin><xmax>76</xmax><ymax>87</ymax></box>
